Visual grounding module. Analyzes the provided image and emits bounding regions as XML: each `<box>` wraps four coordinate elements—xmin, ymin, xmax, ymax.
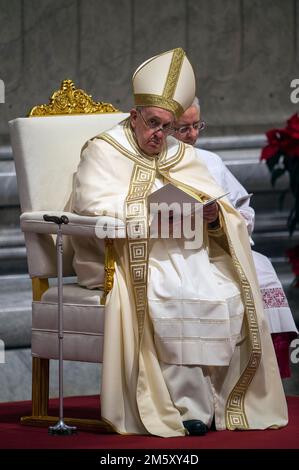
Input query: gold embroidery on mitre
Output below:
<box><xmin>163</xmin><ymin>48</ymin><xmax>185</xmax><ymax>100</ymax></box>
<box><xmin>134</xmin><ymin>94</ymin><xmax>183</xmax><ymax>119</ymax></box>
<box><xmin>224</xmin><ymin>228</ymin><xmax>262</xmax><ymax>430</ymax></box>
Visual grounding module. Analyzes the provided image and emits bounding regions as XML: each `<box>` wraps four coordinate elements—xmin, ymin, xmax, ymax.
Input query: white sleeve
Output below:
<box><xmin>195</xmin><ymin>148</ymin><xmax>255</xmax><ymax>236</ymax></box>
<box><xmin>221</xmin><ymin>164</ymin><xmax>255</xmax><ymax>236</ymax></box>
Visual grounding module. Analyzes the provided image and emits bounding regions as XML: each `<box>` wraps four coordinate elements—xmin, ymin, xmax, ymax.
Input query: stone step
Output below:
<box><xmin>0</xmin><ymin>160</ymin><xmax>18</xmax><ymax>207</ymax></box>
<box><xmin>252</xmin><ymin>231</ymin><xmax>299</xmax><ymax>259</ymax></box>
<box><xmin>0</xmin><ymin>227</ymin><xmax>24</xmax><ymax>246</ymax></box>
<box><xmin>0</xmin><ymin>228</ymin><xmax>27</xmax><ymax>274</ymax></box>
<box><xmin>0</xmin><ymin>274</ymin><xmax>32</xmax><ymax>349</ymax></box>
<box><xmin>198</xmin><ymin>134</ymin><xmax>267</xmax><ymax>151</ymax></box>
<box><xmin>0</xmin><ymin>145</ymin><xmax>12</xmax><ymax>160</ymax></box>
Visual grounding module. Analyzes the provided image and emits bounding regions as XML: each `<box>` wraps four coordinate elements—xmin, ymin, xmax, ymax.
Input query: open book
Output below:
<box><xmin>148</xmin><ymin>183</ymin><xmax>229</xmax><ymax>218</ymax></box>
<box><xmin>148</xmin><ymin>183</ymin><xmax>230</xmax><ymax>246</ymax></box>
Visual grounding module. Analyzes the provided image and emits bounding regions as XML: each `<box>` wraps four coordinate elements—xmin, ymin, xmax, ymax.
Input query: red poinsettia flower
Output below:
<box><xmin>260</xmin><ymin>129</ymin><xmax>281</xmax><ymax>161</ymax></box>
<box><xmin>283</xmin><ymin>113</ymin><xmax>299</xmax><ymax>157</ymax></box>
<box><xmin>261</xmin><ymin>113</ymin><xmax>299</xmax><ymax>284</ymax></box>
<box><xmin>261</xmin><ymin>113</ymin><xmax>299</xmax><ymax>161</ymax></box>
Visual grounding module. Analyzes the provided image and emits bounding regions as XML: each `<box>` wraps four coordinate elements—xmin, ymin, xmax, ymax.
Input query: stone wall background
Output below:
<box><xmin>0</xmin><ymin>0</ymin><xmax>298</xmax><ymax>142</ymax></box>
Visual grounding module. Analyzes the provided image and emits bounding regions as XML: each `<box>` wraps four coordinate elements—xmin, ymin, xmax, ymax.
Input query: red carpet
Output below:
<box><xmin>0</xmin><ymin>395</ymin><xmax>298</xmax><ymax>449</ymax></box>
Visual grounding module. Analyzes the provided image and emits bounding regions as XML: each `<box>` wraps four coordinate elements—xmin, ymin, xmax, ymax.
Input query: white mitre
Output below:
<box><xmin>132</xmin><ymin>48</ymin><xmax>196</xmax><ymax>119</ymax></box>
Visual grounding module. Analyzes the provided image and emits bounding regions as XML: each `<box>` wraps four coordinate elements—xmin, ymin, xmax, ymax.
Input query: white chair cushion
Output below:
<box><xmin>31</xmin><ymin>284</ymin><xmax>105</xmax><ymax>362</ymax></box>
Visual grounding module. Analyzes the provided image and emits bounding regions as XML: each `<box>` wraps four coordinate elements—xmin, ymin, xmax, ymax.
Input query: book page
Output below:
<box><xmin>148</xmin><ymin>183</ymin><xmax>202</xmax><ymax>218</ymax></box>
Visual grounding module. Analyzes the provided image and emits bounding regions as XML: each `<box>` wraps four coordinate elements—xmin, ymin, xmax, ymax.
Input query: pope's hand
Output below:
<box><xmin>203</xmin><ymin>202</ymin><xmax>219</xmax><ymax>223</ymax></box>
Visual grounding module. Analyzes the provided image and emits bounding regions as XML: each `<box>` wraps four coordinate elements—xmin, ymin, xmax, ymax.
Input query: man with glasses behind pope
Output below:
<box><xmin>173</xmin><ymin>98</ymin><xmax>298</xmax><ymax>379</ymax></box>
<box><xmin>71</xmin><ymin>48</ymin><xmax>288</xmax><ymax>437</ymax></box>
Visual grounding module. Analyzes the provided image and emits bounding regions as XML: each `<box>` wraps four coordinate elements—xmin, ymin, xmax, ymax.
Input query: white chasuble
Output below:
<box><xmin>148</xmin><ymin>177</ymin><xmax>244</xmax><ymax>367</ymax></box>
<box><xmin>72</xmin><ymin>119</ymin><xmax>288</xmax><ymax>437</ymax></box>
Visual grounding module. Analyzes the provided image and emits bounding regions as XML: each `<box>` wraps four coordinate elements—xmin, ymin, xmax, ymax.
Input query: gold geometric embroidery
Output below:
<box><xmin>135</xmin><ymin>166</ymin><xmax>153</xmax><ymax>182</ymax></box>
<box><xmin>126</xmin><ymin>201</ymin><xmax>146</xmax><ymax>218</ymax></box>
<box><xmin>126</xmin><ymin>219</ymin><xmax>147</xmax><ymax>239</ymax></box>
<box><xmin>125</xmin><ymin>161</ymin><xmax>155</xmax><ymax>339</ymax></box>
<box><xmin>135</xmin><ymin>286</ymin><xmax>147</xmax><ymax>307</ymax></box>
<box><xmin>136</xmin><ymin>309</ymin><xmax>146</xmax><ymax>336</ymax></box>
<box><xmin>227</xmin><ymin>412</ymin><xmax>247</xmax><ymax>429</ymax></box>
<box><xmin>129</xmin><ymin>184</ymin><xmax>150</xmax><ymax>200</ymax></box>
<box><xmin>224</xmin><ymin>226</ymin><xmax>262</xmax><ymax>430</ymax></box>
<box><xmin>131</xmin><ymin>264</ymin><xmax>147</xmax><ymax>283</ymax></box>
<box><xmin>129</xmin><ymin>242</ymin><xmax>147</xmax><ymax>263</ymax></box>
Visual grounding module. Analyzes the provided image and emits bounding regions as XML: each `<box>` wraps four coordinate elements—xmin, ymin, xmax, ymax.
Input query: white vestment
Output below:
<box><xmin>197</xmin><ymin>148</ymin><xmax>298</xmax><ymax>337</ymax></box>
<box><xmin>72</xmin><ymin>120</ymin><xmax>288</xmax><ymax>436</ymax></box>
<box><xmin>148</xmin><ymin>176</ymin><xmax>244</xmax><ymax>367</ymax></box>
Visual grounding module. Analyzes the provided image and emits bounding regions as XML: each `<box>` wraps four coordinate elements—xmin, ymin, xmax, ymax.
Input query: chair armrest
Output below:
<box><xmin>20</xmin><ymin>211</ymin><xmax>126</xmax><ymax>238</ymax></box>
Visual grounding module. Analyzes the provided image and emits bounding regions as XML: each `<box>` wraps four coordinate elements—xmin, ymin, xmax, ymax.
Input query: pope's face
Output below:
<box><xmin>130</xmin><ymin>107</ymin><xmax>174</xmax><ymax>156</ymax></box>
<box><xmin>174</xmin><ymin>105</ymin><xmax>200</xmax><ymax>145</ymax></box>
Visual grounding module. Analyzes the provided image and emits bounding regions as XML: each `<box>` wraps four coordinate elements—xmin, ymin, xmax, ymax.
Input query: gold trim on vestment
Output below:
<box><xmin>224</xmin><ymin>227</ymin><xmax>262</xmax><ymax>430</ymax></box>
<box><xmin>98</xmin><ymin>133</ymin><xmax>156</xmax><ymax>170</ymax></box>
<box><xmin>125</xmin><ymin>164</ymin><xmax>156</xmax><ymax>338</ymax></box>
<box><xmin>158</xmin><ymin>141</ymin><xmax>185</xmax><ymax>171</ymax></box>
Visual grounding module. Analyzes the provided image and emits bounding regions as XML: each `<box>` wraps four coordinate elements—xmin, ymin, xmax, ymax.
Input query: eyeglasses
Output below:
<box><xmin>174</xmin><ymin>121</ymin><xmax>206</xmax><ymax>135</ymax></box>
<box><xmin>137</xmin><ymin>108</ymin><xmax>174</xmax><ymax>135</ymax></box>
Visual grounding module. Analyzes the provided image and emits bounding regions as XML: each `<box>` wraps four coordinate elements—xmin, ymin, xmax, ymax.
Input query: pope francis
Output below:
<box><xmin>71</xmin><ymin>48</ymin><xmax>288</xmax><ymax>437</ymax></box>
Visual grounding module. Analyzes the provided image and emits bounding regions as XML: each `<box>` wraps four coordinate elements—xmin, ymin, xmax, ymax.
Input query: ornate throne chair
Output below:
<box><xmin>9</xmin><ymin>80</ymin><xmax>128</xmax><ymax>431</ymax></box>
